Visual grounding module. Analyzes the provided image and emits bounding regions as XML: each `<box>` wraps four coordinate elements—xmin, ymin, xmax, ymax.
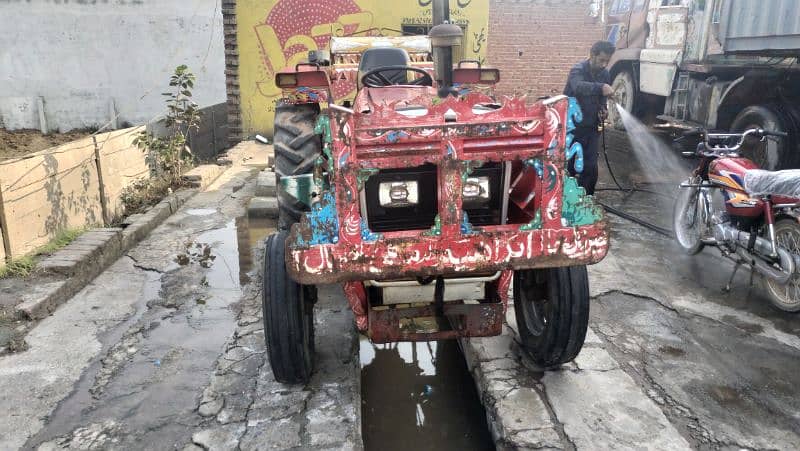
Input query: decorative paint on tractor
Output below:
<box><xmin>566</xmin><ymin>135</ymin><xmax>584</xmax><ymax>173</ymax></box>
<box><xmin>424</xmin><ymin>215</ymin><xmax>443</xmax><ymax>237</ymax></box>
<box><xmin>287</xmin><ymin>223</ymin><xmax>608</xmax><ymax>284</ymax></box>
<box><xmin>305</xmin><ymin>191</ymin><xmax>340</xmax><ymax>245</ymax></box>
<box><xmin>567</xmin><ymin>96</ymin><xmax>583</xmax><ymax>130</ymax></box>
<box><xmin>520</xmin><ymin>210</ymin><xmax>542</xmax><ymax>231</ymax></box>
<box><xmin>283</xmin><ymin>86</ymin><xmax>329</xmax><ymax>104</ymax></box>
<box><xmin>286</xmin><ymin>95</ymin><xmax>608</xmax><ymax>283</ymax></box>
<box><xmin>495</xmin><ymin>270</ymin><xmax>514</xmax><ymax>310</ymax></box>
<box><xmin>561</xmin><ymin>177</ymin><xmax>603</xmax><ymax>226</ymax></box>
<box><xmin>360</xmin><ymin>219</ymin><xmax>382</xmax><ymax>242</ymax></box>
<box><xmin>343</xmin><ymin>280</ymin><xmax>368</xmax><ymax>331</ymax></box>
<box><xmin>460</xmin><ymin>213</ymin><xmax>477</xmax><ymax>235</ymax></box>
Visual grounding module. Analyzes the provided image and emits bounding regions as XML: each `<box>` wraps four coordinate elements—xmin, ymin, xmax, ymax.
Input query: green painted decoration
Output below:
<box><xmin>314</xmin><ymin>114</ymin><xmax>333</xmax><ymax>144</ymax></box>
<box><xmin>279</xmin><ymin>174</ymin><xmax>325</xmax><ymax>208</ymax></box>
<box><xmin>357</xmin><ymin>168</ymin><xmax>379</xmax><ymax>190</ymax></box>
<box><xmin>520</xmin><ymin>210</ymin><xmax>542</xmax><ymax>231</ymax></box>
<box><xmin>424</xmin><ymin>215</ymin><xmax>442</xmax><ymax>236</ymax></box>
<box><xmin>561</xmin><ymin>176</ymin><xmax>603</xmax><ymax>226</ymax></box>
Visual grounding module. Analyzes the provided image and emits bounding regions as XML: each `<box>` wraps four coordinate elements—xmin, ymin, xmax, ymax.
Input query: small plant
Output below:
<box><xmin>0</xmin><ymin>226</ymin><xmax>86</xmax><ymax>278</ymax></box>
<box><xmin>0</xmin><ymin>256</ymin><xmax>35</xmax><ymax>279</ymax></box>
<box><xmin>134</xmin><ymin>64</ymin><xmax>200</xmax><ymax>185</ymax></box>
<box><xmin>120</xmin><ymin>177</ymin><xmax>174</xmax><ymax>216</ymax></box>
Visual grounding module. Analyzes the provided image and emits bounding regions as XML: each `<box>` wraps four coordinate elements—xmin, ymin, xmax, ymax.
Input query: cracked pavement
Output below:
<box><xmin>2</xmin><ymin>135</ymin><xmax>800</xmax><ymax>451</ymax></box>
<box><xmin>458</xmin><ymin>131</ymin><xmax>800</xmax><ymax>450</ymax></box>
<box><xmin>0</xmin><ymin>144</ymin><xmax>361</xmax><ymax>451</ymax></box>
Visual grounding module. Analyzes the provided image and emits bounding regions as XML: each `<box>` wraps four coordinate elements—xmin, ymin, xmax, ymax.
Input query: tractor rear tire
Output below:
<box><xmin>262</xmin><ymin>230</ymin><xmax>315</xmax><ymax>384</ymax></box>
<box><xmin>514</xmin><ymin>266</ymin><xmax>590</xmax><ymax>368</ymax></box>
<box><xmin>273</xmin><ymin>101</ymin><xmax>321</xmax><ymax>229</ymax></box>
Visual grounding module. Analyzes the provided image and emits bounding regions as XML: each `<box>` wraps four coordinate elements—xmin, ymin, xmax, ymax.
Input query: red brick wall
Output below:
<box><xmin>487</xmin><ymin>0</ymin><xmax>604</xmax><ymax>98</ymax></box>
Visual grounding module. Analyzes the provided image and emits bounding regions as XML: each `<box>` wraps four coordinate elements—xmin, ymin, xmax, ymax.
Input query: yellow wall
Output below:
<box><xmin>235</xmin><ymin>0</ymin><xmax>489</xmax><ymax>137</ymax></box>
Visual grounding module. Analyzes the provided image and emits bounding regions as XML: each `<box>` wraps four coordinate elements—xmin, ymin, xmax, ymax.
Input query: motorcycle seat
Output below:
<box><xmin>743</xmin><ymin>169</ymin><xmax>800</xmax><ymax>198</ymax></box>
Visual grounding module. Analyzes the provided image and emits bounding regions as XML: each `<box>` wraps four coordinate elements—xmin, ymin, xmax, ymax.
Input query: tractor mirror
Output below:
<box><xmin>452</xmin><ymin>67</ymin><xmax>500</xmax><ymax>85</ymax></box>
<box><xmin>275</xmin><ymin>69</ymin><xmax>330</xmax><ymax>90</ymax></box>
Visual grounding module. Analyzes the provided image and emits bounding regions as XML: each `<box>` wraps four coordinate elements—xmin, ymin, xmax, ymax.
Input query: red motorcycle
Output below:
<box><xmin>673</xmin><ymin>127</ymin><xmax>800</xmax><ymax>312</ymax></box>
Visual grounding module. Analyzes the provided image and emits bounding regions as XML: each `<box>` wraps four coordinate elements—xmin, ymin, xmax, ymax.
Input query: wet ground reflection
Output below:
<box><xmin>361</xmin><ymin>337</ymin><xmax>494</xmax><ymax>451</ymax></box>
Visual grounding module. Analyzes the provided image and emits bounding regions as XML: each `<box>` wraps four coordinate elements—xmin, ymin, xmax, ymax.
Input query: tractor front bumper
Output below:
<box><xmin>286</xmin><ymin>221</ymin><xmax>608</xmax><ymax>285</ymax></box>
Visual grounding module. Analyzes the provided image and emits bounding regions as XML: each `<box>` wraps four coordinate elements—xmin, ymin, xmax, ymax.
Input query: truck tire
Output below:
<box><xmin>731</xmin><ymin>105</ymin><xmax>795</xmax><ymax>170</ymax></box>
<box><xmin>608</xmin><ymin>70</ymin><xmax>637</xmax><ymax>130</ymax></box>
<box><xmin>514</xmin><ymin>266</ymin><xmax>589</xmax><ymax>368</ymax></box>
<box><xmin>262</xmin><ymin>230</ymin><xmax>315</xmax><ymax>384</ymax></box>
<box><xmin>273</xmin><ymin>101</ymin><xmax>321</xmax><ymax>229</ymax></box>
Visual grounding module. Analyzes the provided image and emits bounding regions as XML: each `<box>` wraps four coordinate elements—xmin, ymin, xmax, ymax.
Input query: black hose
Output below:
<box><xmin>598</xmin><ymin>201</ymin><xmax>673</xmax><ymax>237</ymax></box>
<box><xmin>597</xmin><ymin>125</ymin><xmax>675</xmax><ymax>237</ymax></box>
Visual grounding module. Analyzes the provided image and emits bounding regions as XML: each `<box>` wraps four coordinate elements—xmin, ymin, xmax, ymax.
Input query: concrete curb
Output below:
<box><xmin>247</xmin><ymin>197</ymin><xmax>278</xmax><ymax>219</ymax></box>
<box><xmin>15</xmin><ymin>166</ymin><xmax>225</xmax><ymax>321</ymax></box>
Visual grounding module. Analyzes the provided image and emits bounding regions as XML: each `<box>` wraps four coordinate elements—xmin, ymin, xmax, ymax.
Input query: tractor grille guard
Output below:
<box><xmin>286</xmin><ymin>94</ymin><xmax>609</xmax><ymax>286</ymax></box>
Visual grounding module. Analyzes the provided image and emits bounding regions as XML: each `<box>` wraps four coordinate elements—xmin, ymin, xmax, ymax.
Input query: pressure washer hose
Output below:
<box><xmin>595</xmin><ymin>125</ymin><xmax>674</xmax><ymax>238</ymax></box>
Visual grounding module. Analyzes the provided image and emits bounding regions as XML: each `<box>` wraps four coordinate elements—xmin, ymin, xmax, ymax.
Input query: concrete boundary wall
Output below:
<box><xmin>0</xmin><ymin>0</ymin><xmax>226</xmax><ymax>132</ymax></box>
<box><xmin>0</xmin><ymin>127</ymin><xmax>148</xmax><ymax>260</ymax></box>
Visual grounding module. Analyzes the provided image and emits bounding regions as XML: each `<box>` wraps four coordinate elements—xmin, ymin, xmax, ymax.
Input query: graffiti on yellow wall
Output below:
<box><xmin>235</xmin><ymin>0</ymin><xmax>489</xmax><ymax>137</ymax></box>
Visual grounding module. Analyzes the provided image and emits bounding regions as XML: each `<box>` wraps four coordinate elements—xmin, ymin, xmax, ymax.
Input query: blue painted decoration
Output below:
<box><xmin>360</xmin><ymin>219</ymin><xmax>382</xmax><ymax>242</ymax></box>
<box><xmin>308</xmin><ymin>191</ymin><xmax>340</xmax><ymax>245</ymax></box>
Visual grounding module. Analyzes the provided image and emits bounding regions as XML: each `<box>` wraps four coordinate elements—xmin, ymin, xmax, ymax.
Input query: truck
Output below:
<box><xmin>261</xmin><ymin>0</ymin><xmax>610</xmax><ymax>384</ymax></box>
<box><xmin>601</xmin><ymin>0</ymin><xmax>800</xmax><ymax>170</ymax></box>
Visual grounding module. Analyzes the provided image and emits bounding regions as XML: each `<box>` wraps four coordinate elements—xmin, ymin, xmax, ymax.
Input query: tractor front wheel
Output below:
<box><xmin>262</xmin><ymin>230</ymin><xmax>316</xmax><ymax>384</ymax></box>
<box><xmin>514</xmin><ymin>266</ymin><xmax>590</xmax><ymax>368</ymax></box>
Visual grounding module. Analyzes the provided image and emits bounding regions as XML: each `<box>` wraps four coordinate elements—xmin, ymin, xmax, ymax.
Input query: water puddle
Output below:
<box><xmin>185</xmin><ymin>208</ymin><xmax>217</xmax><ymax>216</ymax></box>
<box><xmin>235</xmin><ymin>216</ymin><xmax>274</xmax><ymax>285</ymax></box>
<box><xmin>360</xmin><ymin>337</ymin><xmax>495</xmax><ymax>451</ymax></box>
<box><xmin>169</xmin><ymin>216</ymin><xmax>273</xmax><ymax>287</ymax></box>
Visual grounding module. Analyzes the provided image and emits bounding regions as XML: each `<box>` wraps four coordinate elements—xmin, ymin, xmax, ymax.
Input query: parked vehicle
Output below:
<box><xmin>598</xmin><ymin>0</ymin><xmax>800</xmax><ymax>170</ymax></box>
<box><xmin>261</xmin><ymin>0</ymin><xmax>610</xmax><ymax>384</ymax></box>
<box><xmin>673</xmin><ymin>127</ymin><xmax>800</xmax><ymax>312</ymax></box>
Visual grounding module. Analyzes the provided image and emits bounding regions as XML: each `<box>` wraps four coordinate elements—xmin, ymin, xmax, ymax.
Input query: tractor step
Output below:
<box><xmin>367</xmin><ymin>302</ymin><xmax>504</xmax><ymax>343</ymax></box>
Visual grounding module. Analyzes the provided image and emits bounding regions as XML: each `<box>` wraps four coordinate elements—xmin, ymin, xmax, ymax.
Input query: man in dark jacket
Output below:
<box><xmin>563</xmin><ymin>40</ymin><xmax>616</xmax><ymax>195</ymax></box>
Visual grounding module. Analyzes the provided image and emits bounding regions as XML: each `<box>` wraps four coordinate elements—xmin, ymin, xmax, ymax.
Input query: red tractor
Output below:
<box><xmin>262</xmin><ymin>14</ymin><xmax>609</xmax><ymax>384</ymax></box>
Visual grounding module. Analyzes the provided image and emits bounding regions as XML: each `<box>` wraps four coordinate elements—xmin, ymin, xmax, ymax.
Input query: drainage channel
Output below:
<box><xmin>242</xmin><ymin>214</ymin><xmax>495</xmax><ymax>450</ymax></box>
<box><xmin>360</xmin><ymin>337</ymin><xmax>495</xmax><ymax>451</ymax></box>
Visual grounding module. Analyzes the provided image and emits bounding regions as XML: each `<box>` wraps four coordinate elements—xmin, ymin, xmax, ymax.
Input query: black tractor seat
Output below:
<box><xmin>743</xmin><ymin>169</ymin><xmax>800</xmax><ymax>198</ymax></box>
<box><xmin>358</xmin><ymin>47</ymin><xmax>411</xmax><ymax>85</ymax></box>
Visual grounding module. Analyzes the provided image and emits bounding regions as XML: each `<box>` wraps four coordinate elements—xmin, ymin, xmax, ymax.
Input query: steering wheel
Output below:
<box><xmin>361</xmin><ymin>66</ymin><xmax>433</xmax><ymax>88</ymax></box>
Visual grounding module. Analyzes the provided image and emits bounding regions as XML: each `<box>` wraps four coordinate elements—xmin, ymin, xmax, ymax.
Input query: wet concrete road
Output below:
<box><xmin>587</xmin><ymin>129</ymin><xmax>800</xmax><ymax>449</ymax></box>
<box><xmin>0</xmin><ymin>157</ymin><xmax>360</xmax><ymax>451</ymax></box>
<box><xmin>1</xmin><ymin>130</ymin><xmax>799</xmax><ymax>450</ymax></box>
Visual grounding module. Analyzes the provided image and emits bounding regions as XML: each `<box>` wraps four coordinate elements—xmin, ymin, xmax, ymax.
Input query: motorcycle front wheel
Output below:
<box><xmin>673</xmin><ymin>177</ymin><xmax>706</xmax><ymax>255</ymax></box>
<box><xmin>764</xmin><ymin>219</ymin><xmax>800</xmax><ymax>312</ymax></box>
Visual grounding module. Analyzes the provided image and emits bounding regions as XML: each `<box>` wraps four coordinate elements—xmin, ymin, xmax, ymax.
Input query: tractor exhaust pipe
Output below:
<box><xmin>430</xmin><ymin>0</ymin><xmax>462</xmax><ymax>98</ymax></box>
<box><xmin>714</xmin><ymin>223</ymin><xmax>795</xmax><ymax>284</ymax></box>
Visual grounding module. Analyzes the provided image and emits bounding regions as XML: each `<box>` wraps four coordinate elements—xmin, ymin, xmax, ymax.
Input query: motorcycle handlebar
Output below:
<box><xmin>675</xmin><ymin>127</ymin><xmax>788</xmax><ymax>157</ymax></box>
<box><xmin>760</xmin><ymin>129</ymin><xmax>789</xmax><ymax>138</ymax></box>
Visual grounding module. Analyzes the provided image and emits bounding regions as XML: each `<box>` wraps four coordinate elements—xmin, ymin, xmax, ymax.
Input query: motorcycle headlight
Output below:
<box><xmin>379</xmin><ymin>180</ymin><xmax>419</xmax><ymax>208</ymax></box>
<box><xmin>462</xmin><ymin>176</ymin><xmax>490</xmax><ymax>205</ymax></box>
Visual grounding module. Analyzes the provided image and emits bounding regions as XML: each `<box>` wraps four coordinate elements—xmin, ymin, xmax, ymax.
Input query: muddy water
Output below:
<box><xmin>26</xmin><ymin>214</ymin><xmax>275</xmax><ymax>448</ymax></box>
<box><xmin>361</xmin><ymin>337</ymin><xmax>495</xmax><ymax>451</ymax></box>
<box><xmin>236</xmin><ymin>216</ymin><xmax>274</xmax><ymax>284</ymax></box>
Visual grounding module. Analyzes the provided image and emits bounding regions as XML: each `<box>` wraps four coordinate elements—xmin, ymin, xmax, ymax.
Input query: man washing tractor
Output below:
<box><xmin>563</xmin><ymin>40</ymin><xmax>616</xmax><ymax>195</ymax></box>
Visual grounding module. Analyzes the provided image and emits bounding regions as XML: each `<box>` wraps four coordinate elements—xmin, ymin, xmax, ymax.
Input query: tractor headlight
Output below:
<box><xmin>462</xmin><ymin>176</ymin><xmax>490</xmax><ymax>205</ymax></box>
<box><xmin>379</xmin><ymin>181</ymin><xmax>419</xmax><ymax>208</ymax></box>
